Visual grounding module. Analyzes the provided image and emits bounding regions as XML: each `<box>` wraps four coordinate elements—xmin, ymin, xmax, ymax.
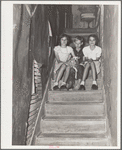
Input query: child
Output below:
<box><xmin>80</xmin><ymin>34</ymin><xmax>102</xmax><ymax>90</ymax></box>
<box><xmin>67</xmin><ymin>36</ymin><xmax>85</xmax><ymax>90</ymax></box>
<box><xmin>53</xmin><ymin>34</ymin><xmax>77</xmax><ymax>90</ymax></box>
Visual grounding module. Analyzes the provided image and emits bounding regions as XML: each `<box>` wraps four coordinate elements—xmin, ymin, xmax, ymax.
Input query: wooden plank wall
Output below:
<box><xmin>13</xmin><ymin>4</ymin><xmax>72</xmax><ymax>145</ymax></box>
<box><xmin>13</xmin><ymin>4</ymin><xmax>32</xmax><ymax>145</ymax></box>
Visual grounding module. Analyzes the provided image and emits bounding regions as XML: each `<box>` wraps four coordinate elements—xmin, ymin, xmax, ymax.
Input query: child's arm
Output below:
<box><xmin>82</xmin><ymin>47</ymin><xmax>91</xmax><ymax>62</ymax></box>
<box><xmin>55</xmin><ymin>52</ymin><xmax>61</xmax><ymax>63</ymax></box>
<box><xmin>84</xmin><ymin>57</ymin><xmax>90</xmax><ymax>61</ymax></box>
<box><xmin>95</xmin><ymin>56</ymin><xmax>101</xmax><ymax>61</ymax></box>
<box><xmin>93</xmin><ymin>48</ymin><xmax>102</xmax><ymax>61</ymax></box>
<box><xmin>54</xmin><ymin>46</ymin><xmax>62</xmax><ymax>63</ymax></box>
<box><xmin>67</xmin><ymin>53</ymin><xmax>72</xmax><ymax>61</ymax></box>
<box><xmin>70</xmin><ymin>48</ymin><xmax>79</xmax><ymax>60</ymax></box>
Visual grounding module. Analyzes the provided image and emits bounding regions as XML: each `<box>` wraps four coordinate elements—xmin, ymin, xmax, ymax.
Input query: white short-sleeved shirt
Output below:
<box><xmin>83</xmin><ymin>46</ymin><xmax>102</xmax><ymax>60</ymax></box>
<box><xmin>54</xmin><ymin>46</ymin><xmax>74</xmax><ymax>62</ymax></box>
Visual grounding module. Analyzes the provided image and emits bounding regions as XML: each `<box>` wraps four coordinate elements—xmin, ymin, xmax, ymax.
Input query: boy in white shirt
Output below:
<box><xmin>80</xmin><ymin>34</ymin><xmax>102</xmax><ymax>90</ymax></box>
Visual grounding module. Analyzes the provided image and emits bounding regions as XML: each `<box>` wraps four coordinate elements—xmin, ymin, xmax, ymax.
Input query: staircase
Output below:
<box><xmin>33</xmin><ymin>8</ymin><xmax>110</xmax><ymax>144</ymax></box>
<box><xmin>34</xmin><ymin>73</ymin><xmax>111</xmax><ymax>146</ymax></box>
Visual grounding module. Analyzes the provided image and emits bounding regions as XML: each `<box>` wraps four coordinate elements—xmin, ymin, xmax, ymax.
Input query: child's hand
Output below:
<box><xmin>95</xmin><ymin>57</ymin><xmax>100</xmax><ymax>61</ymax></box>
<box><xmin>57</xmin><ymin>59</ymin><xmax>62</xmax><ymax>63</ymax></box>
<box><xmin>74</xmin><ymin>56</ymin><xmax>79</xmax><ymax>60</ymax></box>
<box><xmin>80</xmin><ymin>62</ymin><xmax>84</xmax><ymax>65</ymax></box>
<box><xmin>85</xmin><ymin>57</ymin><xmax>89</xmax><ymax>61</ymax></box>
<box><xmin>67</xmin><ymin>54</ymin><xmax>72</xmax><ymax>61</ymax></box>
<box><xmin>88</xmin><ymin>58</ymin><xmax>93</xmax><ymax>62</ymax></box>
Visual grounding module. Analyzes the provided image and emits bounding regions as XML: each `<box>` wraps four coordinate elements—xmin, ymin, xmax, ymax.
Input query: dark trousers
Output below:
<box><xmin>66</xmin><ymin>65</ymin><xmax>84</xmax><ymax>89</ymax></box>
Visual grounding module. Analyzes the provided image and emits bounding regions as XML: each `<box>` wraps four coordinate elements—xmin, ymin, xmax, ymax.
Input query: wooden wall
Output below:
<box><xmin>102</xmin><ymin>5</ymin><xmax>118</xmax><ymax>146</ymax></box>
<box><xmin>13</xmin><ymin>4</ymin><xmax>32</xmax><ymax>145</ymax></box>
<box><xmin>13</xmin><ymin>4</ymin><xmax>72</xmax><ymax>145</ymax></box>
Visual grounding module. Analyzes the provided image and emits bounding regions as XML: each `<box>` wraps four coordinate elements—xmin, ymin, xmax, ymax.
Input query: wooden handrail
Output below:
<box><xmin>28</xmin><ymin>60</ymin><xmax>55</xmax><ymax>145</ymax></box>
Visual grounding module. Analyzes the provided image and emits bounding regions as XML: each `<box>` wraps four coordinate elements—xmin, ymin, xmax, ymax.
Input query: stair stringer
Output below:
<box><xmin>101</xmin><ymin>58</ymin><xmax>112</xmax><ymax>146</ymax></box>
<box><xmin>102</xmin><ymin>85</ymin><xmax>112</xmax><ymax>146</ymax></box>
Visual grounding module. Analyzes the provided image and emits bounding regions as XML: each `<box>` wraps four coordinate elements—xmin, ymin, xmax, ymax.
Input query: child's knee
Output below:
<box><xmin>61</xmin><ymin>64</ymin><xmax>66</xmax><ymax>70</ymax></box>
<box><xmin>70</xmin><ymin>68</ymin><xmax>75</xmax><ymax>74</ymax></box>
<box><xmin>90</xmin><ymin>61</ymin><xmax>95</xmax><ymax>67</ymax></box>
<box><xmin>66</xmin><ymin>66</ymin><xmax>70</xmax><ymax>71</ymax></box>
<box><xmin>85</xmin><ymin>63</ymin><xmax>90</xmax><ymax>68</ymax></box>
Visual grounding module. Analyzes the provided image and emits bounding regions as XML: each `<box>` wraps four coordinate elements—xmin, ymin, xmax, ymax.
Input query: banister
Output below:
<box><xmin>27</xmin><ymin>59</ymin><xmax>55</xmax><ymax>145</ymax></box>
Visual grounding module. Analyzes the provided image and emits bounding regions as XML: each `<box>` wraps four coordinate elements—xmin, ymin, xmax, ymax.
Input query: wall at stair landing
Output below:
<box><xmin>102</xmin><ymin>5</ymin><xmax>118</xmax><ymax>146</ymax></box>
<box><xmin>72</xmin><ymin>5</ymin><xmax>95</xmax><ymax>28</ymax></box>
<box><xmin>72</xmin><ymin>5</ymin><xmax>81</xmax><ymax>28</ymax></box>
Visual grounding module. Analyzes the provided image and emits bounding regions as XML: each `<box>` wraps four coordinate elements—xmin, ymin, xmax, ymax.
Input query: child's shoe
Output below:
<box><xmin>60</xmin><ymin>82</ymin><xmax>67</xmax><ymax>90</ymax></box>
<box><xmin>53</xmin><ymin>82</ymin><xmax>59</xmax><ymax>90</ymax></box>
<box><xmin>91</xmin><ymin>84</ymin><xmax>98</xmax><ymax>90</ymax></box>
<box><xmin>66</xmin><ymin>81</ymin><xmax>74</xmax><ymax>91</ymax></box>
<box><xmin>91</xmin><ymin>81</ymin><xmax>98</xmax><ymax>90</ymax></box>
<box><xmin>79</xmin><ymin>81</ymin><xmax>85</xmax><ymax>90</ymax></box>
<box><xmin>79</xmin><ymin>85</ymin><xmax>85</xmax><ymax>90</ymax></box>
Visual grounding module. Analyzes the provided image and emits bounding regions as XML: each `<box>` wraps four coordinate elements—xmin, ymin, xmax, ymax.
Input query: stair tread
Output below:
<box><xmin>37</xmin><ymin>133</ymin><xmax>107</xmax><ymax>139</ymax></box>
<box><xmin>41</xmin><ymin>117</ymin><xmax>106</xmax><ymax>134</ymax></box>
<box><xmin>42</xmin><ymin>115</ymin><xmax>106</xmax><ymax>121</ymax></box>
<box><xmin>46</xmin><ymin>101</ymin><xmax>104</xmax><ymax>105</ymax></box>
<box><xmin>51</xmin><ymin>78</ymin><xmax>102</xmax><ymax>91</ymax></box>
<box><xmin>46</xmin><ymin>104</ymin><xmax>104</xmax><ymax>116</ymax></box>
<box><xmin>49</xmin><ymin>89</ymin><xmax>102</xmax><ymax>94</ymax></box>
<box><xmin>48</xmin><ymin>100</ymin><xmax>103</xmax><ymax>103</ymax></box>
<box><xmin>35</xmin><ymin>134</ymin><xmax>109</xmax><ymax>146</ymax></box>
<box><xmin>48</xmin><ymin>90</ymin><xmax>103</xmax><ymax>102</ymax></box>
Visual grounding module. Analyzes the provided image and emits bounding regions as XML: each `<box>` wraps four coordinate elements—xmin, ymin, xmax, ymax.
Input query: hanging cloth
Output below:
<box><xmin>48</xmin><ymin>21</ymin><xmax>53</xmax><ymax>57</ymax></box>
<box><xmin>25</xmin><ymin>4</ymin><xmax>38</xmax><ymax>17</ymax></box>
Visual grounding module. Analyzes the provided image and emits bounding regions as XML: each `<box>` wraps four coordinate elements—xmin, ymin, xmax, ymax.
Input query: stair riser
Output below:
<box><xmin>45</xmin><ymin>104</ymin><xmax>104</xmax><ymax>116</ymax></box>
<box><xmin>80</xmin><ymin>79</ymin><xmax>101</xmax><ymax>89</ymax></box>
<box><xmin>35</xmin><ymin>137</ymin><xmax>109</xmax><ymax>146</ymax></box>
<box><xmin>51</xmin><ymin>80</ymin><xmax>102</xmax><ymax>90</ymax></box>
<box><xmin>84</xmin><ymin>83</ymin><xmax>101</xmax><ymax>90</ymax></box>
<box><xmin>48</xmin><ymin>92</ymin><xmax>102</xmax><ymax>102</ymax></box>
<box><xmin>41</xmin><ymin>120</ymin><xmax>106</xmax><ymax>133</ymax></box>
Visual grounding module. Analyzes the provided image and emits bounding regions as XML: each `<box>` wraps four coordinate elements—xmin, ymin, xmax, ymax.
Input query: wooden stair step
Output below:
<box><xmin>46</xmin><ymin>101</ymin><xmax>103</xmax><ymax>105</ymax></box>
<box><xmin>43</xmin><ymin>115</ymin><xmax>105</xmax><ymax>120</ymax></box>
<box><xmin>45</xmin><ymin>102</ymin><xmax>105</xmax><ymax>116</ymax></box>
<box><xmin>41</xmin><ymin>117</ymin><xmax>106</xmax><ymax>134</ymax></box>
<box><xmin>35</xmin><ymin>133</ymin><xmax>109</xmax><ymax>146</ymax></box>
<box><xmin>48</xmin><ymin>90</ymin><xmax>102</xmax><ymax>102</ymax></box>
<box><xmin>51</xmin><ymin>79</ymin><xmax>102</xmax><ymax>90</ymax></box>
<box><xmin>64</xmin><ymin>28</ymin><xmax>97</xmax><ymax>33</ymax></box>
<box><xmin>65</xmin><ymin>32</ymin><xmax>98</xmax><ymax>37</ymax></box>
<box><xmin>85</xmin><ymin>79</ymin><xmax>102</xmax><ymax>90</ymax></box>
